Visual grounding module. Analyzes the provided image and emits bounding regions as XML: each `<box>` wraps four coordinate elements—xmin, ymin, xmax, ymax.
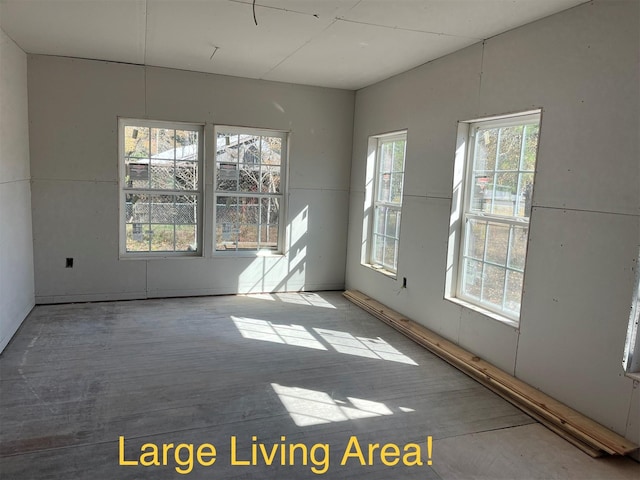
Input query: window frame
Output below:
<box><xmin>213</xmin><ymin>125</ymin><xmax>288</xmax><ymax>256</ymax></box>
<box><xmin>447</xmin><ymin>110</ymin><xmax>541</xmax><ymax>325</ymax></box>
<box><xmin>118</xmin><ymin>118</ymin><xmax>205</xmax><ymax>258</ymax></box>
<box><xmin>367</xmin><ymin>131</ymin><xmax>407</xmax><ymax>276</ymax></box>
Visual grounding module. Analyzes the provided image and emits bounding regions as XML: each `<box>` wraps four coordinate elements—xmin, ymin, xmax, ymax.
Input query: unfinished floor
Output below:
<box><xmin>0</xmin><ymin>291</ymin><xmax>638</xmax><ymax>479</ymax></box>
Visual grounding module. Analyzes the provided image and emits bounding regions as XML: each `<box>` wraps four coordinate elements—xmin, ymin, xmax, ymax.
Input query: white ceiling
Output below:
<box><xmin>1</xmin><ymin>0</ymin><xmax>586</xmax><ymax>90</ymax></box>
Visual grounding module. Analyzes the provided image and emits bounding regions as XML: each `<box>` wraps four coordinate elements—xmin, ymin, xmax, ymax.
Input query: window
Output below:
<box><xmin>446</xmin><ymin>111</ymin><xmax>541</xmax><ymax>323</ymax></box>
<box><xmin>368</xmin><ymin>132</ymin><xmax>407</xmax><ymax>274</ymax></box>
<box><xmin>214</xmin><ymin>126</ymin><xmax>287</xmax><ymax>253</ymax></box>
<box><xmin>623</xmin><ymin>250</ymin><xmax>640</xmax><ymax>375</ymax></box>
<box><xmin>119</xmin><ymin>119</ymin><xmax>203</xmax><ymax>256</ymax></box>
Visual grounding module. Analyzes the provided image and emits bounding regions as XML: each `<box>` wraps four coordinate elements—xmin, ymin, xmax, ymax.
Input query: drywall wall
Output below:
<box><xmin>0</xmin><ymin>28</ymin><xmax>34</xmax><ymax>352</ymax></box>
<box><xmin>345</xmin><ymin>0</ymin><xmax>640</xmax><ymax>445</ymax></box>
<box><xmin>28</xmin><ymin>56</ymin><xmax>354</xmax><ymax>302</ymax></box>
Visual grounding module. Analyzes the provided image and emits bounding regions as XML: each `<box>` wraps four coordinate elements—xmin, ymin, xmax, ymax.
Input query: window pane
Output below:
<box><xmin>393</xmin><ymin>140</ymin><xmax>406</xmax><ymax>172</ymax></box>
<box><xmin>174</xmin><ymin>195</ymin><xmax>197</xmax><ymax>225</ymax></box>
<box><xmin>372</xmin><ymin>234</ymin><xmax>384</xmax><ymax>265</ymax></box>
<box><xmin>124</xmin><ymin>126</ymin><xmax>149</xmax><ymax>158</ymax></box>
<box><xmin>217</xmin><ymin>133</ymin><xmax>240</xmax><ymax>164</ymax></box>
<box><xmin>260</xmin><ymin>197</ymin><xmax>280</xmax><ymax>225</ymax></box>
<box><xmin>474</xmin><ymin>128</ymin><xmax>498</xmax><ymax>172</ymax></box>
<box><xmin>508</xmin><ymin>226</ymin><xmax>528</xmax><ymax>271</ymax></box>
<box><xmin>521</xmin><ymin>124</ymin><xmax>539</xmax><ymax>171</ymax></box>
<box><xmin>386</xmin><ymin>209</ymin><xmax>399</xmax><ymax>239</ymax></box>
<box><xmin>505</xmin><ymin>270</ymin><xmax>524</xmax><ymax>313</ymax></box>
<box><xmin>381</xmin><ymin>142</ymin><xmax>393</xmax><ymax>172</ymax></box>
<box><xmin>470</xmin><ymin>175</ymin><xmax>491</xmax><ymax>213</ymax></box>
<box><xmin>175</xmin><ymin>224</ymin><xmax>197</xmax><ymax>252</ymax></box>
<box><xmin>239</xmin><ymin>224</ymin><xmax>259</xmax><ymax>249</ymax></box>
<box><xmin>237</xmin><ymin>135</ymin><xmax>259</xmax><ymax>165</ymax></box>
<box><xmin>175</xmin><ymin>130</ymin><xmax>198</xmax><ymax>159</ymax></box>
<box><xmin>390</xmin><ymin>173</ymin><xmax>403</xmax><ymax>203</ymax></box>
<box><xmin>175</xmin><ymin>161</ymin><xmax>197</xmax><ymax>190</ymax></box>
<box><xmin>377</xmin><ymin>172</ymin><xmax>391</xmax><ymax>202</ymax></box>
<box><xmin>485</xmin><ymin>223</ymin><xmax>509</xmax><ymax>266</ymax></box>
<box><xmin>216</xmin><ymin>196</ymin><xmax>238</xmax><ymax>250</ymax></box>
<box><xmin>127</xmin><ymin>193</ymin><xmax>150</xmax><ymax>223</ymax></box>
<box><xmin>217</xmin><ymin>164</ymin><xmax>239</xmax><ymax>191</ymax></box>
<box><xmin>464</xmin><ymin>219</ymin><xmax>486</xmax><ymax>261</ymax></box>
<box><xmin>261</xmin><ymin>137</ymin><xmax>281</xmax><ymax>165</ymax></box>
<box><xmin>149</xmin><ymin>224</ymin><xmax>175</xmax><ymax>251</ymax></box>
<box><xmin>125</xmin><ymin>159</ymin><xmax>150</xmax><ymax>189</ymax></box>
<box><xmin>482</xmin><ymin>264</ymin><xmax>506</xmax><ymax>308</ymax></box>
<box><xmin>239</xmin><ymin>196</ymin><xmax>259</xmax><ymax>224</ymax></box>
<box><xmin>383</xmin><ymin>238</ymin><xmax>397</xmax><ymax>270</ymax></box>
<box><xmin>493</xmin><ymin>172</ymin><xmax>517</xmax><ymax>215</ymax></box>
<box><xmin>149</xmin><ymin>194</ymin><xmax>176</xmax><ymax>223</ymax></box>
<box><xmin>238</xmin><ymin>165</ymin><xmax>261</xmax><ymax>192</ymax></box>
<box><xmin>516</xmin><ymin>172</ymin><xmax>535</xmax><ymax>218</ymax></box>
<box><xmin>373</xmin><ymin>206</ymin><xmax>386</xmax><ymax>237</ymax></box>
<box><xmin>260</xmin><ymin>165</ymin><xmax>281</xmax><ymax>193</ymax></box>
<box><xmin>496</xmin><ymin>125</ymin><xmax>523</xmax><ymax>171</ymax></box>
<box><xmin>462</xmin><ymin>258</ymin><xmax>482</xmax><ymax>299</ymax></box>
<box><xmin>150</xmin><ymin>128</ymin><xmax>175</xmax><ymax>158</ymax></box>
<box><xmin>150</xmin><ymin>163</ymin><xmax>175</xmax><ymax>190</ymax></box>
<box><xmin>125</xmin><ymin>223</ymin><xmax>149</xmax><ymax>252</ymax></box>
<box><xmin>216</xmin><ymin>195</ymin><xmax>238</xmax><ymax>225</ymax></box>
<box><xmin>259</xmin><ymin>225</ymin><xmax>279</xmax><ymax>250</ymax></box>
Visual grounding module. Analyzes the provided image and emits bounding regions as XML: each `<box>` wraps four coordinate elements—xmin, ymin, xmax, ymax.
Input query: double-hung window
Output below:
<box><xmin>447</xmin><ymin>111</ymin><xmax>540</xmax><ymax>323</ymax></box>
<box><xmin>369</xmin><ymin>132</ymin><xmax>407</xmax><ymax>274</ymax></box>
<box><xmin>214</xmin><ymin>126</ymin><xmax>287</xmax><ymax>253</ymax></box>
<box><xmin>119</xmin><ymin>119</ymin><xmax>203</xmax><ymax>256</ymax></box>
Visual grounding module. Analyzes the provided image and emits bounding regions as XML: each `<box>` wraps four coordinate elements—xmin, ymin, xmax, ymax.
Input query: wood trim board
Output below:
<box><xmin>343</xmin><ymin>290</ymin><xmax>638</xmax><ymax>458</ymax></box>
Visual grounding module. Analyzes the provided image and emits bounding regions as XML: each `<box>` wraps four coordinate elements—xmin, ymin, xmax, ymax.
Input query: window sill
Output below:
<box><xmin>362</xmin><ymin>263</ymin><xmax>397</xmax><ymax>280</ymax></box>
<box><xmin>445</xmin><ymin>295</ymin><xmax>519</xmax><ymax>329</ymax></box>
<box><xmin>120</xmin><ymin>252</ymin><xmax>202</xmax><ymax>260</ymax></box>
<box><xmin>214</xmin><ymin>250</ymin><xmax>285</xmax><ymax>258</ymax></box>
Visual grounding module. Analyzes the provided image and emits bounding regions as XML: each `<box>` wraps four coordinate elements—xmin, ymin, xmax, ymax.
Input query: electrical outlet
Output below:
<box><xmin>66</xmin><ymin>258</ymin><xmax>74</xmax><ymax>268</ymax></box>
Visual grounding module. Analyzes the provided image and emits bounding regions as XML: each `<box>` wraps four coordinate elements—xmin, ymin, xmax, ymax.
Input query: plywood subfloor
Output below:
<box><xmin>0</xmin><ymin>292</ymin><xmax>637</xmax><ymax>479</ymax></box>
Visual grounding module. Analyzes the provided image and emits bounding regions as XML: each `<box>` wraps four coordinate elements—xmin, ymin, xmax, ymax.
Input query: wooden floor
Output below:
<box><xmin>1</xmin><ymin>292</ymin><xmax>638</xmax><ymax>479</ymax></box>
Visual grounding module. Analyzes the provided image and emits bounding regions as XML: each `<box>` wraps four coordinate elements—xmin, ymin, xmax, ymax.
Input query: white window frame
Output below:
<box><xmin>118</xmin><ymin>118</ymin><xmax>204</xmax><ymax>258</ymax></box>
<box><xmin>446</xmin><ymin>110</ymin><xmax>541</xmax><ymax>325</ymax></box>
<box><xmin>362</xmin><ymin>131</ymin><xmax>407</xmax><ymax>277</ymax></box>
<box><xmin>213</xmin><ymin>125</ymin><xmax>288</xmax><ymax>256</ymax></box>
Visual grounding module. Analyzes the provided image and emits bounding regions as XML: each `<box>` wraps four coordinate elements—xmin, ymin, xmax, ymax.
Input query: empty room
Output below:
<box><xmin>1</xmin><ymin>0</ymin><xmax>639</xmax><ymax>478</ymax></box>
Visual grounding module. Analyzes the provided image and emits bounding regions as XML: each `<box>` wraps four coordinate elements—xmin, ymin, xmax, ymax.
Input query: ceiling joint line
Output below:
<box><xmin>334</xmin><ymin>17</ymin><xmax>481</xmax><ymax>40</ymax></box>
<box><xmin>260</xmin><ymin>18</ymin><xmax>338</xmax><ymax>81</ymax></box>
<box><xmin>228</xmin><ymin>0</ymin><xmax>320</xmax><ymax>19</ymax></box>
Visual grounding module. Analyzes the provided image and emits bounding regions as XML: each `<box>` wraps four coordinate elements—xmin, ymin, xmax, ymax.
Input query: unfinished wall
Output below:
<box><xmin>345</xmin><ymin>0</ymin><xmax>639</xmax><ymax>445</ymax></box>
<box><xmin>0</xmin><ymin>28</ymin><xmax>34</xmax><ymax>352</ymax></box>
<box><xmin>28</xmin><ymin>56</ymin><xmax>354</xmax><ymax>302</ymax></box>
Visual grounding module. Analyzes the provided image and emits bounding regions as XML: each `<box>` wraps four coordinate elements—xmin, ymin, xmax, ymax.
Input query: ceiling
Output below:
<box><xmin>1</xmin><ymin>0</ymin><xmax>586</xmax><ymax>90</ymax></box>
